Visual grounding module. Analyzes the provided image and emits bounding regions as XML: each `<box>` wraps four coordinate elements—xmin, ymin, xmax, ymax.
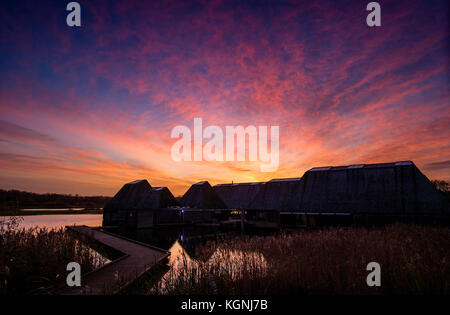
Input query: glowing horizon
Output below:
<box><xmin>0</xmin><ymin>0</ymin><xmax>449</xmax><ymax>196</ymax></box>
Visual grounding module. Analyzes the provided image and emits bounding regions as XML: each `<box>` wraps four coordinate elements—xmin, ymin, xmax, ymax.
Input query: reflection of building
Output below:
<box><xmin>157</xmin><ymin>240</ymin><xmax>268</xmax><ymax>293</ymax></box>
<box><xmin>103</xmin><ymin>161</ymin><xmax>450</xmax><ymax>229</ymax></box>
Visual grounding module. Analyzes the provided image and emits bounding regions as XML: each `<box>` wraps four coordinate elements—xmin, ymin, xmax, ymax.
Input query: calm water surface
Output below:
<box><xmin>1</xmin><ymin>214</ymin><xmax>103</xmax><ymax>229</ymax></box>
<box><xmin>20</xmin><ymin>208</ymin><xmax>88</xmax><ymax>212</ymax></box>
<box><xmin>1</xmin><ymin>214</ymin><xmax>270</xmax><ymax>292</ymax></box>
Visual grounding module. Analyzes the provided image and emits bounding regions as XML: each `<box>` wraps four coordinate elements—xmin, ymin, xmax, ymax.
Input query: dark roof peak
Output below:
<box><xmin>181</xmin><ymin>181</ymin><xmax>226</xmax><ymax>209</ymax></box>
<box><xmin>214</xmin><ymin>181</ymin><xmax>264</xmax><ymax>187</ymax></box>
<box><xmin>269</xmin><ymin>178</ymin><xmax>302</xmax><ymax>183</ymax></box>
<box><xmin>307</xmin><ymin>161</ymin><xmax>414</xmax><ymax>172</ymax></box>
<box><xmin>194</xmin><ymin>181</ymin><xmax>209</xmax><ymax>185</ymax></box>
<box><xmin>127</xmin><ymin>179</ymin><xmax>150</xmax><ymax>185</ymax></box>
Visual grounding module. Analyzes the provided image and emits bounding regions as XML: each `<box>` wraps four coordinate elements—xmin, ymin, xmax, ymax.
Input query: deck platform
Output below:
<box><xmin>59</xmin><ymin>225</ymin><xmax>169</xmax><ymax>295</ymax></box>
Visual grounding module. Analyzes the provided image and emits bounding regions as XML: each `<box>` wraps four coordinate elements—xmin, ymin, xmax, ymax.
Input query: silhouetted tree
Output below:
<box><xmin>432</xmin><ymin>180</ymin><xmax>450</xmax><ymax>202</ymax></box>
<box><xmin>0</xmin><ymin>189</ymin><xmax>111</xmax><ymax>213</ymax></box>
<box><xmin>432</xmin><ymin>180</ymin><xmax>449</xmax><ymax>192</ymax></box>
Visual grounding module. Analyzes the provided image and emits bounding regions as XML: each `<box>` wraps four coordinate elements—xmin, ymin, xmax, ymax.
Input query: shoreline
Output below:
<box><xmin>0</xmin><ymin>209</ymin><xmax>103</xmax><ymax>216</ymax></box>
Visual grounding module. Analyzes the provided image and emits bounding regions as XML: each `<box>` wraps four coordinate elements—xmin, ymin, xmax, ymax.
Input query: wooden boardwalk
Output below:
<box><xmin>60</xmin><ymin>226</ymin><xmax>169</xmax><ymax>295</ymax></box>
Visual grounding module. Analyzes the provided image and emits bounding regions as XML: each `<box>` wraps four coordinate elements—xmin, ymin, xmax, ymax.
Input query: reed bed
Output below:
<box><xmin>0</xmin><ymin>217</ymin><xmax>107</xmax><ymax>295</ymax></box>
<box><xmin>153</xmin><ymin>224</ymin><xmax>450</xmax><ymax>295</ymax></box>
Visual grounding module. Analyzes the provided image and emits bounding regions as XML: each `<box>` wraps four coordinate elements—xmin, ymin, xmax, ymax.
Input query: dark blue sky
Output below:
<box><xmin>0</xmin><ymin>0</ymin><xmax>448</xmax><ymax>195</ymax></box>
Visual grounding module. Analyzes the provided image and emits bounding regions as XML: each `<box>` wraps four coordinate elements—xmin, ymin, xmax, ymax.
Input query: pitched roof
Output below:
<box><xmin>180</xmin><ymin>181</ymin><xmax>227</xmax><ymax>209</ymax></box>
<box><xmin>213</xmin><ymin>182</ymin><xmax>264</xmax><ymax>209</ymax></box>
<box><xmin>104</xmin><ymin>161</ymin><xmax>449</xmax><ymax>216</ymax></box>
<box><xmin>247</xmin><ymin>178</ymin><xmax>302</xmax><ymax>211</ymax></box>
<box><xmin>299</xmin><ymin>161</ymin><xmax>449</xmax><ymax>214</ymax></box>
<box><xmin>138</xmin><ymin>187</ymin><xmax>179</xmax><ymax>209</ymax></box>
<box><xmin>103</xmin><ymin>179</ymin><xmax>153</xmax><ymax>212</ymax></box>
<box><xmin>307</xmin><ymin>161</ymin><xmax>413</xmax><ymax>172</ymax></box>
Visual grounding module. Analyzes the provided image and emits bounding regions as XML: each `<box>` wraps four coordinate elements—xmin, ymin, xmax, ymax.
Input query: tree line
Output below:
<box><xmin>0</xmin><ymin>189</ymin><xmax>111</xmax><ymax>212</ymax></box>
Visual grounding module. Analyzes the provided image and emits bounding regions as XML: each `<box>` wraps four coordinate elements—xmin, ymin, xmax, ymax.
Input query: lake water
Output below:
<box><xmin>0</xmin><ymin>214</ymin><xmax>269</xmax><ymax>292</ymax></box>
<box><xmin>0</xmin><ymin>214</ymin><xmax>103</xmax><ymax>229</ymax></box>
<box><xmin>20</xmin><ymin>208</ymin><xmax>87</xmax><ymax>212</ymax></box>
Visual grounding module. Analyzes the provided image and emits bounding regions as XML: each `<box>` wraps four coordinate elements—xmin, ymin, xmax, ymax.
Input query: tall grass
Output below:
<box><xmin>153</xmin><ymin>224</ymin><xmax>450</xmax><ymax>295</ymax></box>
<box><xmin>0</xmin><ymin>217</ymin><xmax>107</xmax><ymax>295</ymax></box>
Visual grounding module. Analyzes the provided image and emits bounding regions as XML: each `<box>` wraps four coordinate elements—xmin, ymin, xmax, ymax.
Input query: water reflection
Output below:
<box><xmin>0</xmin><ymin>214</ymin><xmax>103</xmax><ymax>229</ymax></box>
<box><xmin>20</xmin><ymin>208</ymin><xmax>87</xmax><ymax>212</ymax></box>
<box><xmin>153</xmin><ymin>239</ymin><xmax>268</xmax><ymax>293</ymax></box>
<box><xmin>108</xmin><ymin>225</ymin><xmax>272</xmax><ymax>293</ymax></box>
<box><xmin>119</xmin><ymin>225</ymin><xmax>233</xmax><ymax>252</ymax></box>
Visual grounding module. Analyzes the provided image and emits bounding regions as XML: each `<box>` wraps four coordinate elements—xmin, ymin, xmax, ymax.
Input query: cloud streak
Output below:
<box><xmin>0</xmin><ymin>0</ymin><xmax>448</xmax><ymax>195</ymax></box>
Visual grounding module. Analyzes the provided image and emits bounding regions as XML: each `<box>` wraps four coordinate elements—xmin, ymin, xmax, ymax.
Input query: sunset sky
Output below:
<box><xmin>0</xmin><ymin>0</ymin><xmax>449</xmax><ymax>196</ymax></box>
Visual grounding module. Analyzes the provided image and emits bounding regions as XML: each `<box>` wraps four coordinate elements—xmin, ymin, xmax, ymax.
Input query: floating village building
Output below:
<box><xmin>102</xmin><ymin>161</ymin><xmax>450</xmax><ymax>229</ymax></box>
<box><xmin>103</xmin><ymin>180</ymin><xmax>179</xmax><ymax>228</ymax></box>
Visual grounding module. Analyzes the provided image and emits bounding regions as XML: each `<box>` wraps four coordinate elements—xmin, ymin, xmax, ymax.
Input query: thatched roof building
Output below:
<box><xmin>219</xmin><ymin>161</ymin><xmax>449</xmax><ymax>215</ymax></box>
<box><xmin>247</xmin><ymin>178</ymin><xmax>303</xmax><ymax>211</ymax></box>
<box><xmin>138</xmin><ymin>187</ymin><xmax>179</xmax><ymax>209</ymax></box>
<box><xmin>102</xmin><ymin>180</ymin><xmax>180</xmax><ymax>227</ymax></box>
<box><xmin>213</xmin><ymin>182</ymin><xmax>264</xmax><ymax>209</ymax></box>
<box><xmin>297</xmin><ymin>161</ymin><xmax>449</xmax><ymax>214</ymax></box>
<box><xmin>213</xmin><ymin>179</ymin><xmax>302</xmax><ymax>211</ymax></box>
<box><xmin>102</xmin><ymin>179</ymin><xmax>153</xmax><ymax>226</ymax></box>
<box><xmin>102</xmin><ymin>161</ymin><xmax>449</xmax><ymax>228</ymax></box>
<box><xmin>105</xmin><ymin>179</ymin><xmax>152</xmax><ymax>209</ymax></box>
<box><xmin>180</xmin><ymin>181</ymin><xmax>227</xmax><ymax>209</ymax></box>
